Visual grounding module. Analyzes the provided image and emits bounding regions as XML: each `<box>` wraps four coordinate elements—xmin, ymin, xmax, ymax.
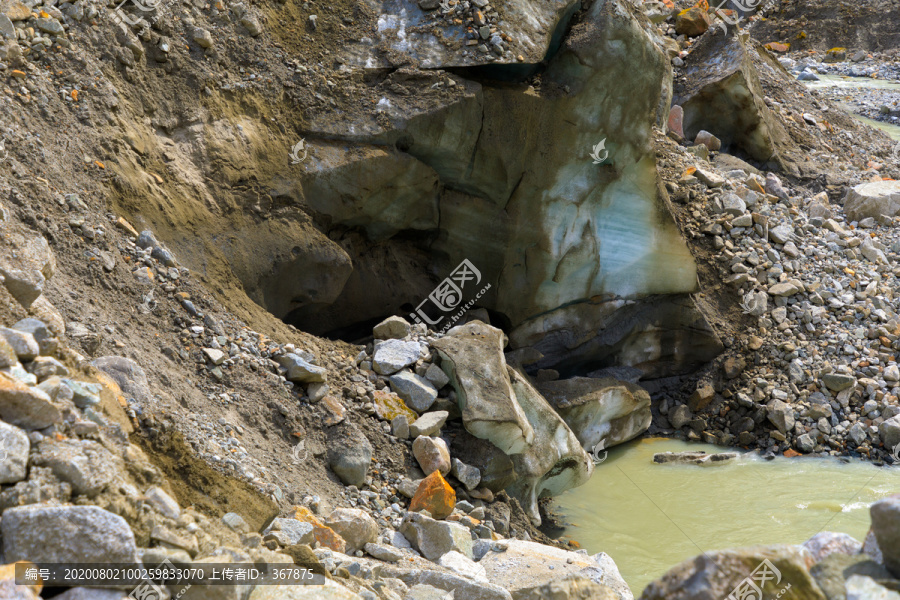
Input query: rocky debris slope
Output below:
<box><xmin>640</xmin><ymin>495</ymin><xmax>900</xmax><ymax>600</ymax></box>
<box><xmin>0</xmin><ymin>202</ymin><xmax>640</xmax><ymax>599</ymax></box>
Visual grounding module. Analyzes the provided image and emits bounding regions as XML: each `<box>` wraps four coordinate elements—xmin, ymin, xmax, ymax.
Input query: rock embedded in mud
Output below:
<box><xmin>276</xmin><ymin>353</ymin><xmax>327</xmax><ymax>383</ymax></box>
<box><xmin>326</xmin><ymin>423</ymin><xmax>372</xmax><ymax>487</ymax></box>
<box><xmin>324</xmin><ymin>508</ymin><xmax>377</xmax><ymax>554</ymax></box>
<box><xmin>372</xmin><ymin>339</ymin><xmax>423</xmax><ymax>375</ymax></box>
<box><xmin>144</xmin><ymin>486</ymin><xmax>181</xmax><ymax>520</ymax></box>
<box><xmin>410</xmin><ymin>470</ymin><xmax>456</xmax><ymax>520</ymax></box>
<box><xmin>12</xmin><ymin>318</ymin><xmax>57</xmax><ymax>356</ymax></box>
<box><xmin>2</xmin><ymin>505</ymin><xmax>139</xmax><ymax>563</ymax></box>
<box><xmin>412</xmin><ymin>435</ymin><xmax>451</xmax><ymax>476</ymax></box>
<box><xmin>91</xmin><ymin>356</ymin><xmax>150</xmax><ymax>403</ymax></box>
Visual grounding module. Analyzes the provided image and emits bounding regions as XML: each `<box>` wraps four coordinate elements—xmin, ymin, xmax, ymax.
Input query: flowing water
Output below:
<box><xmin>555</xmin><ymin>438</ymin><xmax>900</xmax><ymax>596</ymax></box>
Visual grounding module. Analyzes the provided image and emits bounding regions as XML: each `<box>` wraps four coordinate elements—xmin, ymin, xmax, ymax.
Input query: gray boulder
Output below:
<box><xmin>390</xmin><ymin>370</ymin><xmax>438</xmax><ymax>413</ymax></box>
<box><xmin>399</xmin><ymin>512</ymin><xmax>473</xmax><ymax>560</ymax></box>
<box><xmin>32</xmin><ymin>439</ymin><xmax>120</xmax><ymax>497</ymax></box>
<box><xmin>0</xmin><ymin>420</ymin><xmax>29</xmax><ymax>484</ymax></box>
<box><xmin>373</xmin><ymin>316</ymin><xmax>412</xmax><ymax>340</ymax></box>
<box><xmin>373</xmin><ymin>340</ymin><xmax>423</xmax><ymax>375</ymax></box>
<box><xmin>276</xmin><ymin>353</ymin><xmax>327</xmax><ymax>383</ymax></box>
<box><xmin>0</xmin><ymin>373</ymin><xmax>62</xmax><ymax>429</ymax></box>
<box><xmin>2</xmin><ymin>505</ymin><xmax>139</xmax><ymax>563</ymax></box>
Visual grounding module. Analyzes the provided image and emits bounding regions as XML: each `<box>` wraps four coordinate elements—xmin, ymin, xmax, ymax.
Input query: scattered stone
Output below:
<box><xmin>326</xmin><ymin>424</ymin><xmax>372</xmax><ymax>487</ymax></box>
<box><xmin>412</xmin><ymin>435</ymin><xmax>451</xmax><ymax>476</ymax></box>
<box><xmin>373</xmin><ymin>340</ymin><xmax>423</xmax><ymax>375</ymax></box>
<box><xmin>324</xmin><ymin>508</ymin><xmax>377</xmax><ymax>554</ymax></box>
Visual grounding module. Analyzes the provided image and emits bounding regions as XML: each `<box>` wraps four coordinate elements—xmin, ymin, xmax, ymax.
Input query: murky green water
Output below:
<box><xmin>556</xmin><ymin>438</ymin><xmax>900</xmax><ymax>597</ymax></box>
<box><xmin>801</xmin><ymin>74</ymin><xmax>900</xmax><ymax>140</ymax></box>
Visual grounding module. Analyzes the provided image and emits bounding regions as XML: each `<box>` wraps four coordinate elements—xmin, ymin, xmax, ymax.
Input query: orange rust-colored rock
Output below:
<box><xmin>783</xmin><ymin>448</ymin><xmax>801</xmax><ymax>458</ymax></box>
<box><xmin>293</xmin><ymin>506</ymin><xmax>347</xmax><ymax>553</ymax></box>
<box><xmin>372</xmin><ymin>389</ymin><xmax>418</xmax><ymax>422</ymax></box>
<box><xmin>409</xmin><ymin>471</ymin><xmax>456</xmax><ymax>520</ymax></box>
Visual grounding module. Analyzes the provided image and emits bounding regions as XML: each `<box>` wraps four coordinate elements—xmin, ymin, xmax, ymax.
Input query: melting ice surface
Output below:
<box><xmin>555</xmin><ymin>437</ymin><xmax>900</xmax><ymax>596</ymax></box>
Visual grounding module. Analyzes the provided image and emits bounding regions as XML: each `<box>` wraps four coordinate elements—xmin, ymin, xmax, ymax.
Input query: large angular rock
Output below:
<box><xmin>324</xmin><ymin>508</ymin><xmax>378</xmax><ymax>554</ymax></box>
<box><xmin>0</xmin><ymin>230</ymin><xmax>55</xmax><ymax>309</ymax></box>
<box><xmin>0</xmin><ymin>327</ymin><xmax>38</xmax><ymax>361</ymax></box>
<box><xmin>276</xmin><ymin>353</ymin><xmax>327</xmax><ymax>383</ymax></box>
<box><xmin>0</xmin><ymin>420</ymin><xmax>29</xmax><ymax>484</ymax></box>
<box><xmin>32</xmin><ymin>439</ymin><xmax>121</xmax><ymax>497</ymax></box>
<box><xmin>0</xmin><ymin>372</ymin><xmax>62</xmax><ymax>429</ymax></box>
<box><xmin>505</xmin><ymin>368</ymin><xmax>592</xmax><ymax>525</ymax></box>
<box><xmin>537</xmin><ymin>377</ymin><xmax>651</xmax><ymax>453</ymax></box>
<box><xmin>480</xmin><ymin>540</ymin><xmax>631</xmax><ymax>600</ymax></box>
<box><xmin>373</xmin><ymin>340</ymin><xmax>424</xmax><ymax>375</ymax></box>
<box><xmin>2</xmin><ymin>505</ymin><xmax>139</xmax><ymax>563</ymax></box>
<box><xmin>843</xmin><ymin>181</ymin><xmax>900</xmax><ymax>222</ymax></box>
<box><xmin>410</xmin><ymin>470</ymin><xmax>456</xmax><ymax>520</ymax></box>
<box><xmin>326</xmin><ymin>423</ymin><xmax>372</xmax><ymax>486</ymax></box>
<box><xmin>432</xmin><ymin>322</ymin><xmax>534</xmax><ymax>454</ymax></box>
<box><xmin>672</xmin><ymin>26</ymin><xmax>793</xmax><ymax>167</ymax></box>
<box><xmin>262</xmin><ymin>518</ymin><xmax>315</xmax><ymax>547</ymax></box>
<box><xmin>373</xmin><ymin>315</ymin><xmax>411</xmax><ymax>340</ymax></box>
<box><xmin>870</xmin><ymin>496</ymin><xmax>900</xmax><ymax>577</ymax></box>
<box><xmin>390</xmin><ymin>370</ymin><xmax>438</xmax><ymax>413</ymax></box>
<box><xmin>412</xmin><ymin>435</ymin><xmax>451</xmax><ymax>476</ymax></box>
<box><xmin>92</xmin><ymin>356</ymin><xmax>151</xmax><ymax>402</ymax></box>
<box><xmin>12</xmin><ymin>318</ymin><xmax>57</xmax><ymax>356</ymax></box>
<box><xmin>640</xmin><ymin>545</ymin><xmax>825</xmax><ymax>600</ymax></box>
<box><xmin>399</xmin><ymin>512</ymin><xmax>473</xmax><ymax>560</ymax></box>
